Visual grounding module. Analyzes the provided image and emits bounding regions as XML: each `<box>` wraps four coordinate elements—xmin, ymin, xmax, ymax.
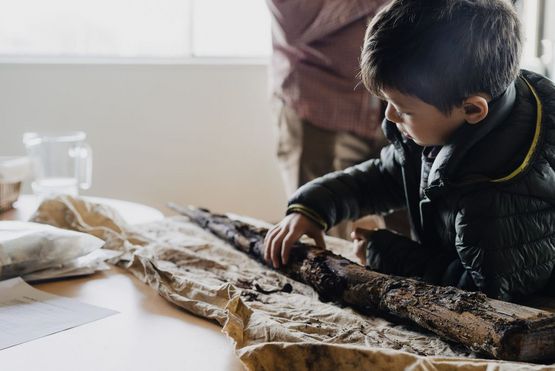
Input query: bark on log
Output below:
<box><xmin>169</xmin><ymin>204</ymin><xmax>555</xmax><ymax>362</ymax></box>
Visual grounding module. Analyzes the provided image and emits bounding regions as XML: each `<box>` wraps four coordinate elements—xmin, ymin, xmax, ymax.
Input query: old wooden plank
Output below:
<box><xmin>169</xmin><ymin>204</ymin><xmax>555</xmax><ymax>362</ymax></box>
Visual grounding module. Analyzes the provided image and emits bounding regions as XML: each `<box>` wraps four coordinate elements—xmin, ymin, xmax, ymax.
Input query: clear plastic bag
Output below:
<box><xmin>0</xmin><ymin>221</ymin><xmax>105</xmax><ymax>280</ymax></box>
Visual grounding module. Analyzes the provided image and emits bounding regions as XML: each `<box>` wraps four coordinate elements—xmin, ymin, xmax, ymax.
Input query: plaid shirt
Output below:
<box><xmin>267</xmin><ymin>0</ymin><xmax>390</xmax><ymax>139</ymax></box>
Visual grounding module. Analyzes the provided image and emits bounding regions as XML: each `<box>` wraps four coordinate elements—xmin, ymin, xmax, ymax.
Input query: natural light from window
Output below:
<box><xmin>0</xmin><ymin>0</ymin><xmax>271</xmax><ymax>59</ymax></box>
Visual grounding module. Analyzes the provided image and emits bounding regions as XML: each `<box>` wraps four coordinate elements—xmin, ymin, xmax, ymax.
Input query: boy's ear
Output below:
<box><xmin>462</xmin><ymin>96</ymin><xmax>489</xmax><ymax>124</ymax></box>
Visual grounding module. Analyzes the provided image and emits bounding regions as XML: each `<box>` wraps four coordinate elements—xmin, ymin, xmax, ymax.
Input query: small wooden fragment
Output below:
<box><xmin>169</xmin><ymin>204</ymin><xmax>555</xmax><ymax>362</ymax></box>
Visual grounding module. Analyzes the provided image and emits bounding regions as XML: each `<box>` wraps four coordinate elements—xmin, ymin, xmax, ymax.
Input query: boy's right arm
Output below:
<box><xmin>265</xmin><ymin>142</ymin><xmax>407</xmax><ymax>268</ymax></box>
<box><xmin>288</xmin><ymin>144</ymin><xmax>407</xmax><ymax>231</ymax></box>
<box><xmin>264</xmin><ymin>212</ymin><xmax>326</xmax><ymax>268</ymax></box>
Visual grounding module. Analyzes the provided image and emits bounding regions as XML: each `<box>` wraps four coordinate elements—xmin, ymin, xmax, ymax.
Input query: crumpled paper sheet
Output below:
<box><xmin>31</xmin><ymin>196</ymin><xmax>555</xmax><ymax>371</ymax></box>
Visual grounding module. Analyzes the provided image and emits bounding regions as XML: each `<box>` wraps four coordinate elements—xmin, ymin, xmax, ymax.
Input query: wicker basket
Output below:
<box><xmin>0</xmin><ymin>181</ymin><xmax>22</xmax><ymax>212</ymax></box>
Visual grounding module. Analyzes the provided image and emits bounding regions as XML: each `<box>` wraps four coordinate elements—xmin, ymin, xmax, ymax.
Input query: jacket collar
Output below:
<box><xmin>427</xmin><ymin>80</ymin><xmax>517</xmax><ymax>188</ymax></box>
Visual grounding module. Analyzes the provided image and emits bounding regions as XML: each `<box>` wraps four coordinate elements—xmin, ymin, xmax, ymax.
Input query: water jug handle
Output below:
<box><xmin>78</xmin><ymin>142</ymin><xmax>93</xmax><ymax>190</ymax></box>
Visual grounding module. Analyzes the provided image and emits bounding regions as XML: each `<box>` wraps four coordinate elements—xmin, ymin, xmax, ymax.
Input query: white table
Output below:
<box><xmin>0</xmin><ymin>195</ymin><xmax>165</xmax><ymax>224</ymax></box>
<box><xmin>0</xmin><ymin>195</ymin><xmax>244</xmax><ymax>371</ymax></box>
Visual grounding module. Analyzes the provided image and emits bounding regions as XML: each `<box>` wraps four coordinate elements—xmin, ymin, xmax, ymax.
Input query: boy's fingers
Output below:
<box><xmin>270</xmin><ymin>229</ymin><xmax>286</xmax><ymax>268</ymax></box>
<box><xmin>312</xmin><ymin>231</ymin><xmax>326</xmax><ymax>249</ymax></box>
<box><xmin>264</xmin><ymin>226</ymin><xmax>281</xmax><ymax>262</ymax></box>
<box><xmin>271</xmin><ymin>243</ymin><xmax>281</xmax><ymax>269</ymax></box>
<box><xmin>353</xmin><ymin>227</ymin><xmax>376</xmax><ymax>240</ymax></box>
<box><xmin>281</xmin><ymin>231</ymin><xmax>296</xmax><ymax>265</ymax></box>
<box><xmin>263</xmin><ymin>230</ymin><xmax>273</xmax><ymax>262</ymax></box>
<box><xmin>263</xmin><ymin>225</ymin><xmax>274</xmax><ymax>244</ymax></box>
<box><xmin>352</xmin><ymin>240</ymin><xmax>367</xmax><ymax>265</ymax></box>
<box><xmin>265</xmin><ymin>224</ymin><xmax>281</xmax><ymax>245</ymax></box>
<box><xmin>352</xmin><ymin>227</ymin><xmax>366</xmax><ymax>239</ymax></box>
<box><xmin>354</xmin><ymin>241</ymin><xmax>364</xmax><ymax>257</ymax></box>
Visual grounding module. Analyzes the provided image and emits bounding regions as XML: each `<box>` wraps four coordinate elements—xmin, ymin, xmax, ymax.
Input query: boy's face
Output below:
<box><xmin>381</xmin><ymin>88</ymin><xmax>467</xmax><ymax>146</ymax></box>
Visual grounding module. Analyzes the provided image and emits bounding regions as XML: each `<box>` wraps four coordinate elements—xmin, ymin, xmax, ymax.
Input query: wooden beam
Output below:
<box><xmin>169</xmin><ymin>204</ymin><xmax>555</xmax><ymax>362</ymax></box>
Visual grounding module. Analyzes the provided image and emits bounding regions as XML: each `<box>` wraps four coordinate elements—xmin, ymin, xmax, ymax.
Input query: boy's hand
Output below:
<box><xmin>264</xmin><ymin>213</ymin><xmax>326</xmax><ymax>268</ymax></box>
<box><xmin>351</xmin><ymin>227</ymin><xmax>377</xmax><ymax>266</ymax></box>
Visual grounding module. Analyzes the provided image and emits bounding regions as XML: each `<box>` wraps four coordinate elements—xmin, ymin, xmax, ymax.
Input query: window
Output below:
<box><xmin>519</xmin><ymin>0</ymin><xmax>540</xmax><ymax>69</ymax></box>
<box><xmin>518</xmin><ymin>0</ymin><xmax>553</xmax><ymax>76</ymax></box>
<box><xmin>192</xmin><ymin>0</ymin><xmax>271</xmax><ymax>57</ymax></box>
<box><xmin>0</xmin><ymin>0</ymin><xmax>271</xmax><ymax>60</ymax></box>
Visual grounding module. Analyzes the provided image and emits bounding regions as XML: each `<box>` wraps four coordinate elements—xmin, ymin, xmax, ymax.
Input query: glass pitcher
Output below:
<box><xmin>23</xmin><ymin>131</ymin><xmax>92</xmax><ymax>198</ymax></box>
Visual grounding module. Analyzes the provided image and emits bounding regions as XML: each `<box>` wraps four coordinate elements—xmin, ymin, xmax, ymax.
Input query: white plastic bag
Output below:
<box><xmin>22</xmin><ymin>249</ymin><xmax>122</xmax><ymax>282</ymax></box>
<box><xmin>0</xmin><ymin>221</ymin><xmax>105</xmax><ymax>280</ymax></box>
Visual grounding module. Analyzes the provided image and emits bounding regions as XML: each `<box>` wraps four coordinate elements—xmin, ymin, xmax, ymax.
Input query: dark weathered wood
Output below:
<box><xmin>169</xmin><ymin>204</ymin><xmax>555</xmax><ymax>362</ymax></box>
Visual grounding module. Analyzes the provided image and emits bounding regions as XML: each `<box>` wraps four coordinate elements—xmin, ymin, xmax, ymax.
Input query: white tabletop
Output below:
<box><xmin>0</xmin><ymin>196</ymin><xmax>244</xmax><ymax>371</ymax></box>
<box><xmin>0</xmin><ymin>195</ymin><xmax>165</xmax><ymax>225</ymax></box>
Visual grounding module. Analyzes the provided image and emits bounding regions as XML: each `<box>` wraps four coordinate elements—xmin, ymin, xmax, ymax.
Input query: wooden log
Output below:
<box><xmin>169</xmin><ymin>204</ymin><xmax>555</xmax><ymax>362</ymax></box>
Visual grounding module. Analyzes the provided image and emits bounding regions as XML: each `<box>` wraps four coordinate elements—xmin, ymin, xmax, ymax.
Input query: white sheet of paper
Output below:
<box><xmin>0</xmin><ymin>277</ymin><xmax>117</xmax><ymax>350</ymax></box>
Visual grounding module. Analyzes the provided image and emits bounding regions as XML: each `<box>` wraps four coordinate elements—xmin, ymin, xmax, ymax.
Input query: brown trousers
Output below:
<box><xmin>274</xmin><ymin>100</ymin><xmax>408</xmax><ymax>239</ymax></box>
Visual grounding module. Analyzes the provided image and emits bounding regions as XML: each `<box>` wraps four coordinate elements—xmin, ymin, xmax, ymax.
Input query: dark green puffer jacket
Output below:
<box><xmin>287</xmin><ymin>70</ymin><xmax>555</xmax><ymax>301</ymax></box>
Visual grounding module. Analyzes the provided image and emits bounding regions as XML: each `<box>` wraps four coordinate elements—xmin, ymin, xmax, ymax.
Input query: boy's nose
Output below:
<box><xmin>385</xmin><ymin>103</ymin><xmax>401</xmax><ymax>124</ymax></box>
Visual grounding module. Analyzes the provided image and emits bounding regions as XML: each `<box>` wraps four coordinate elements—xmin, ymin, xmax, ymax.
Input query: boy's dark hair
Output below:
<box><xmin>360</xmin><ymin>0</ymin><xmax>522</xmax><ymax>114</ymax></box>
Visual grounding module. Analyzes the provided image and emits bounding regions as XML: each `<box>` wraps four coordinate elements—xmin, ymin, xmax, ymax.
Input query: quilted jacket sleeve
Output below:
<box><xmin>454</xmin><ymin>190</ymin><xmax>555</xmax><ymax>300</ymax></box>
<box><xmin>364</xmin><ymin>229</ymin><xmax>441</xmax><ymax>277</ymax></box>
<box><xmin>287</xmin><ymin>144</ymin><xmax>406</xmax><ymax>230</ymax></box>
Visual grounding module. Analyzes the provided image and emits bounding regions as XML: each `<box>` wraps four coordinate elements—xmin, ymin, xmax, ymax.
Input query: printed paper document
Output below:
<box><xmin>0</xmin><ymin>277</ymin><xmax>117</xmax><ymax>350</ymax></box>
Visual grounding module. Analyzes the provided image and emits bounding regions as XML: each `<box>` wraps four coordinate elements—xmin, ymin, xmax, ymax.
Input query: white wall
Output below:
<box><xmin>0</xmin><ymin>62</ymin><xmax>288</xmax><ymax>222</ymax></box>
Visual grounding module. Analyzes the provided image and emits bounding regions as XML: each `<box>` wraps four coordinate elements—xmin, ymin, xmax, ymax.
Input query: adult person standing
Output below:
<box><xmin>266</xmin><ymin>0</ymin><xmax>399</xmax><ymax>238</ymax></box>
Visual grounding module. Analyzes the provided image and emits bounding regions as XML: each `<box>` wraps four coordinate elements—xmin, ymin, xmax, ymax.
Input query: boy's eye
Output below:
<box><xmin>387</xmin><ymin>102</ymin><xmax>411</xmax><ymax>118</ymax></box>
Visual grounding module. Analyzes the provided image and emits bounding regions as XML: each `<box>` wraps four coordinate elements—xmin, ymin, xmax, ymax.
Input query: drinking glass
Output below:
<box><xmin>23</xmin><ymin>131</ymin><xmax>92</xmax><ymax>198</ymax></box>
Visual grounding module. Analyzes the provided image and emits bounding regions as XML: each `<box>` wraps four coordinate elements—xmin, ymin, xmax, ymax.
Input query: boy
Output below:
<box><xmin>264</xmin><ymin>0</ymin><xmax>555</xmax><ymax>301</ymax></box>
